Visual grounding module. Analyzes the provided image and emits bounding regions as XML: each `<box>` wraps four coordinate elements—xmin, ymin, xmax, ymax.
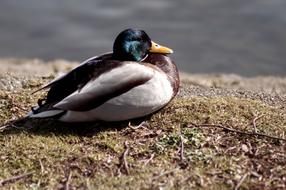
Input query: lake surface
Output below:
<box><xmin>0</xmin><ymin>0</ymin><xmax>286</xmax><ymax>76</ymax></box>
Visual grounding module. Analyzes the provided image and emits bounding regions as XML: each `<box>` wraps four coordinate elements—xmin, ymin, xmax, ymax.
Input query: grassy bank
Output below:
<box><xmin>0</xmin><ymin>73</ymin><xmax>285</xmax><ymax>189</ymax></box>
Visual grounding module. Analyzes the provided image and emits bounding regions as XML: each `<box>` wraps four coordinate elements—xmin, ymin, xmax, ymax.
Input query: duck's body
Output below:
<box><xmin>29</xmin><ymin>29</ymin><xmax>179</xmax><ymax>122</ymax></box>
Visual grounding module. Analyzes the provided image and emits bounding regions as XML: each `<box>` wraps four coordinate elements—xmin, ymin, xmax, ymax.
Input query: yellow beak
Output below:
<box><xmin>149</xmin><ymin>41</ymin><xmax>173</xmax><ymax>54</ymax></box>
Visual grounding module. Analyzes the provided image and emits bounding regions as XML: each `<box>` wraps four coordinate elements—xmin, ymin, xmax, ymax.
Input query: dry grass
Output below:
<box><xmin>0</xmin><ymin>76</ymin><xmax>286</xmax><ymax>190</ymax></box>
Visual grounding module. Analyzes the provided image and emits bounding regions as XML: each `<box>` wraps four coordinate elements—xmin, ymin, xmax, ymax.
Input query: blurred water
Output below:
<box><xmin>0</xmin><ymin>0</ymin><xmax>286</xmax><ymax>76</ymax></box>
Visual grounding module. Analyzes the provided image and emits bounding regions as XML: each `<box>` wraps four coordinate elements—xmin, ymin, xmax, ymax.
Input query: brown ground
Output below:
<box><xmin>0</xmin><ymin>59</ymin><xmax>285</xmax><ymax>189</ymax></box>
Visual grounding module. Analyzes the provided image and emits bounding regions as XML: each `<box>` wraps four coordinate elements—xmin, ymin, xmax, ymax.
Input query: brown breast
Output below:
<box><xmin>144</xmin><ymin>53</ymin><xmax>180</xmax><ymax>98</ymax></box>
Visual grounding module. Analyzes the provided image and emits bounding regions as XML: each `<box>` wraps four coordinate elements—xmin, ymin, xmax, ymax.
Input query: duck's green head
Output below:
<box><xmin>113</xmin><ymin>28</ymin><xmax>173</xmax><ymax>61</ymax></box>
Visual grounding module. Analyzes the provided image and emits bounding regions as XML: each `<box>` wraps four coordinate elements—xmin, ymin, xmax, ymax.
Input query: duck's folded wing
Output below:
<box><xmin>32</xmin><ymin>53</ymin><xmax>113</xmax><ymax>94</ymax></box>
<box><xmin>54</xmin><ymin>63</ymin><xmax>154</xmax><ymax>111</ymax></box>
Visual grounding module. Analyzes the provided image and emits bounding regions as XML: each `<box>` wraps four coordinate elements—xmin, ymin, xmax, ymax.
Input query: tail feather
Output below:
<box><xmin>28</xmin><ymin>101</ymin><xmax>66</xmax><ymax>119</ymax></box>
<box><xmin>28</xmin><ymin>109</ymin><xmax>65</xmax><ymax>118</ymax></box>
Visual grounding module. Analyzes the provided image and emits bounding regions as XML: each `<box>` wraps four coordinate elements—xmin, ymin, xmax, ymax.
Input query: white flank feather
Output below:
<box><xmin>59</xmin><ymin>64</ymin><xmax>173</xmax><ymax>122</ymax></box>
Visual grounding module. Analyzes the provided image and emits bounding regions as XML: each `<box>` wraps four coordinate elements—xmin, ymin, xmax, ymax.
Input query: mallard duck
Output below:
<box><xmin>29</xmin><ymin>28</ymin><xmax>180</xmax><ymax>122</ymax></box>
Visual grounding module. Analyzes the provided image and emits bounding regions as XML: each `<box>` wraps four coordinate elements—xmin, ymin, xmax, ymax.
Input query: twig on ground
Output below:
<box><xmin>128</xmin><ymin>121</ymin><xmax>149</xmax><ymax>131</ymax></box>
<box><xmin>252</xmin><ymin>115</ymin><xmax>264</xmax><ymax>133</ymax></box>
<box><xmin>39</xmin><ymin>159</ymin><xmax>44</xmax><ymax>174</ymax></box>
<box><xmin>188</xmin><ymin>123</ymin><xmax>286</xmax><ymax>142</ymax></box>
<box><xmin>152</xmin><ymin>168</ymin><xmax>179</xmax><ymax>180</ymax></box>
<box><xmin>180</xmin><ymin>135</ymin><xmax>185</xmax><ymax>161</ymax></box>
<box><xmin>143</xmin><ymin>153</ymin><xmax>155</xmax><ymax>166</ymax></box>
<box><xmin>0</xmin><ymin>122</ymin><xmax>16</xmax><ymax>132</ymax></box>
<box><xmin>0</xmin><ymin>172</ymin><xmax>34</xmax><ymax>186</ymax></box>
<box><xmin>118</xmin><ymin>141</ymin><xmax>130</xmax><ymax>175</ymax></box>
<box><xmin>0</xmin><ymin>125</ymin><xmax>9</xmax><ymax>132</ymax></box>
<box><xmin>10</xmin><ymin>124</ymin><xmax>25</xmax><ymax>130</ymax></box>
<box><xmin>180</xmin><ymin>174</ymin><xmax>205</xmax><ymax>187</ymax></box>
<box><xmin>65</xmin><ymin>171</ymin><xmax>72</xmax><ymax>190</ymax></box>
<box><xmin>0</xmin><ymin>117</ymin><xmax>27</xmax><ymax>132</ymax></box>
<box><xmin>235</xmin><ymin>173</ymin><xmax>248</xmax><ymax>190</ymax></box>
